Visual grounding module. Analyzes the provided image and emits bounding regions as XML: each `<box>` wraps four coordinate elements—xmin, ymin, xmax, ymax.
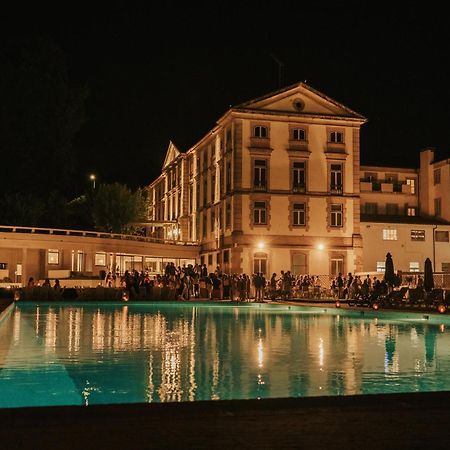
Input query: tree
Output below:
<box><xmin>0</xmin><ymin>35</ymin><xmax>87</xmax><ymax>196</ymax></box>
<box><xmin>91</xmin><ymin>183</ymin><xmax>145</xmax><ymax>233</ymax></box>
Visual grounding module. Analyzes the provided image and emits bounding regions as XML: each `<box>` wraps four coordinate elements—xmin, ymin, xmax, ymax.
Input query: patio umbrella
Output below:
<box><xmin>384</xmin><ymin>252</ymin><xmax>395</xmax><ymax>287</ymax></box>
<box><xmin>424</xmin><ymin>257</ymin><xmax>434</xmax><ymax>292</ymax></box>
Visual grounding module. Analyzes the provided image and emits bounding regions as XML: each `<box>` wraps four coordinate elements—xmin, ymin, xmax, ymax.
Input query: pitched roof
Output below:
<box><xmin>234</xmin><ymin>81</ymin><xmax>366</xmax><ymax>120</ymax></box>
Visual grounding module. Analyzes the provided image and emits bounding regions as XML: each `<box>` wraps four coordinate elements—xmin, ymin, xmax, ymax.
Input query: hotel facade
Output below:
<box><xmin>147</xmin><ymin>83</ymin><xmax>450</xmax><ymax>279</ymax></box>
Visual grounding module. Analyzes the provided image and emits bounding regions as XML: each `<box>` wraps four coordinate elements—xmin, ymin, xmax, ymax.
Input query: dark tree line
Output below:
<box><xmin>0</xmin><ymin>35</ymin><xmax>145</xmax><ymax>233</ymax></box>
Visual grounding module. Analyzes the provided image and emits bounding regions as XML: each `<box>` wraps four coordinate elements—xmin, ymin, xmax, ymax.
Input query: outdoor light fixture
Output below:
<box><xmin>122</xmin><ymin>291</ymin><xmax>129</xmax><ymax>302</ymax></box>
<box><xmin>89</xmin><ymin>174</ymin><xmax>96</xmax><ymax>189</ymax></box>
<box><xmin>372</xmin><ymin>302</ymin><xmax>379</xmax><ymax>310</ymax></box>
<box><xmin>317</xmin><ymin>243</ymin><xmax>325</xmax><ymax>251</ymax></box>
<box><xmin>257</xmin><ymin>241</ymin><xmax>265</xmax><ymax>250</ymax></box>
<box><xmin>13</xmin><ymin>290</ymin><xmax>21</xmax><ymax>301</ymax></box>
<box><xmin>335</xmin><ymin>300</ymin><xmax>341</xmax><ymax>308</ymax></box>
<box><xmin>438</xmin><ymin>304</ymin><xmax>446</xmax><ymax>314</ymax></box>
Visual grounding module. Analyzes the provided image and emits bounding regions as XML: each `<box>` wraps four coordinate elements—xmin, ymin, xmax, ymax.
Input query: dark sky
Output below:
<box><xmin>2</xmin><ymin>2</ymin><xmax>449</xmax><ymax>191</ymax></box>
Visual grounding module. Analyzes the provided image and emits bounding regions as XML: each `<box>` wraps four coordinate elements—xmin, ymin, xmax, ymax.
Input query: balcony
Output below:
<box><xmin>253</xmin><ymin>183</ymin><xmax>267</xmax><ymax>192</ymax></box>
<box><xmin>330</xmin><ymin>184</ymin><xmax>343</xmax><ymax>195</ymax></box>
<box><xmin>292</xmin><ymin>184</ymin><xmax>306</xmax><ymax>194</ymax></box>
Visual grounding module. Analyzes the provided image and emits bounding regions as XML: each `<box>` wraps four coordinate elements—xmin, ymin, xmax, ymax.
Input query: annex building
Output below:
<box><xmin>147</xmin><ymin>82</ymin><xmax>450</xmax><ymax>279</ymax></box>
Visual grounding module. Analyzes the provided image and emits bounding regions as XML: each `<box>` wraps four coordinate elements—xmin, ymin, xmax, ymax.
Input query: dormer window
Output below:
<box><xmin>292</xmin><ymin>128</ymin><xmax>306</xmax><ymax>141</ymax></box>
<box><xmin>254</xmin><ymin>126</ymin><xmax>268</xmax><ymax>138</ymax></box>
<box><xmin>330</xmin><ymin>131</ymin><xmax>344</xmax><ymax>144</ymax></box>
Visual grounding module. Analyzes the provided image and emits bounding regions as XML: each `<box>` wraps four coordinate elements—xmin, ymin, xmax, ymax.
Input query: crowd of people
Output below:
<box><xmin>111</xmin><ymin>263</ymin><xmax>406</xmax><ymax>302</ymax></box>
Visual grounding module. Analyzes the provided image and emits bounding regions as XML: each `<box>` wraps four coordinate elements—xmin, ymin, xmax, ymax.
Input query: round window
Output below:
<box><xmin>293</xmin><ymin>98</ymin><xmax>304</xmax><ymax>111</ymax></box>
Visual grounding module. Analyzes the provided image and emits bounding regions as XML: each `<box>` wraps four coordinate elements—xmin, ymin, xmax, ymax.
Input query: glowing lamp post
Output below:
<box><xmin>90</xmin><ymin>174</ymin><xmax>96</xmax><ymax>189</ymax></box>
<box><xmin>438</xmin><ymin>304</ymin><xmax>446</xmax><ymax>314</ymax></box>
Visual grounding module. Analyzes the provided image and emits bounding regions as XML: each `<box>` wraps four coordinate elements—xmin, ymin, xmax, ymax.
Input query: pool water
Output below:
<box><xmin>1</xmin><ymin>302</ymin><xmax>450</xmax><ymax>408</ymax></box>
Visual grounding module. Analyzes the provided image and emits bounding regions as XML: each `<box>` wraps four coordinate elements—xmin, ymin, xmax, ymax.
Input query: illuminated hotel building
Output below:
<box><xmin>147</xmin><ymin>82</ymin><xmax>450</xmax><ymax>277</ymax></box>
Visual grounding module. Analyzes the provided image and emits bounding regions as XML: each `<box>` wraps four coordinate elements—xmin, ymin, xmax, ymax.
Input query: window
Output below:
<box><xmin>386</xmin><ymin>203</ymin><xmax>399</xmax><ymax>215</ymax></box>
<box><xmin>253</xmin><ymin>252</ymin><xmax>267</xmax><ymax>275</ymax></box>
<box><xmin>253</xmin><ymin>160</ymin><xmax>267</xmax><ymax>190</ymax></box>
<box><xmin>383</xmin><ymin>229</ymin><xmax>398</xmax><ymax>240</ymax></box>
<box><xmin>211</xmin><ymin>173</ymin><xmax>215</xmax><ymax>202</ymax></box>
<box><xmin>203</xmin><ymin>179</ymin><xmax>208</xmax><ymax>206</ymax></box>
<box><xmin>385</xmin><ymin>173</ymin><xmax>398</xmax><ymax>183</ymax></box>
<box><xmin>95</xmin><ymin>252</ymin><xmax>106</xmax><ymax>266</ymax></box>
<box><xmin>407</xmin><ymin>207</ymin><xmax>417</xmax><ymax>216</ymax></box>
<box><xmin>330</xmin><ymin>204</ymin><xmax>343</xmax><ymax>227</ymax></box>
<box><xmin>442</xmin><ymin>263</ymin><xmax>450</xmax><ymax>273</ymax></box>
<box><xmin>406</xmin><ymin>178</ymin><xmax>416</xmax><ymax>194</ymax></box>
<box><xmin>210</xmin><ymin>208</ymin><xmax>215</xmax><ymax>231</ymax></box>
<box><xmin>47</xmin><ymin>249</ymin><xmax>59</xmax><ymax>265</ymax></box>
<box><xmin>435</xmin><ymin>198</ymin><xmax>441</xmax><ymax>217</ymax></box>
<box><xmin>254</xmin><ymin>126</ymin><xmax>268</xmax><ymax>138</ymax></box>
<box><xmin>330</xmin><ymin>131</ymin><xmax>344</xmax><ymax>143</ymax></box>
<box><xmin>434</xmin><ymin>168</ymin><xmax>441</xmax><ymax>185</ymax></box>
<box><xmin>226</xmin><ymin>160</ymin><xmax>232</xmax><ymax>192</ymax></box>
<box><xmin>226</xmin><ymin>202</ymin><xmax>231</xmax><ymax>228</ymax></box>
<box><xmin>364</xmin><ymin>172</ymin><xmax>377</xmax><ymax>182</ymax></box>
<box><xmin>292</xmin><ymin>162</ymin><xmax>306</xmax><ymax>192</ymax></box>
<box><xmin>409</xmin><ymin>262</ymin><xmax>420</xmax><ymax>272</ymax></box>
<box><xmin>202</xmin><ymin>214</ymin><xmax>207</xmax><ymax>238</ymax></box>
<box><xmin>203</xmin><ymin>148</ymin><xmax>208</xmax><ymax>170</ymax></box>
<box><xmin>223</xmin><ymin>250</ymin><xmax>229</xmax><ymax>264</ymax></box>
<box><xmin>293</xmin><ymin>203</ymin><xmax>306</xmax><ymax>226</ymax></box>
<box><xmin>376</xmin><ymin>261</ymin><xmax>386</xmax><ymax>272</ymax></box>
<box><xmin>292</xmin><ymin>128</ymin><xmax>306</xmax><ymax>141</ymax></box>
<box><xmin>436</xmin><ymin>230</ymin><xmax>449</xmax><ymax>242</ymax></box>
<box><xmin>254</xmin><ymin>201</ymin><xmax>267</xmax><ymax>225</ymax></box>
<box><xmin>330</xmin><ymin>257</ymin><xmax>344</xmax><ymax>277</ymax></box>
<box><xmin>208</xmin><ymin>254</ymin><xmax>213</xmax><ymax>265</ymax></box>
<box><xmin>293</xmin><ymin>253</ymin><xmax>308</xmax><ymax>275</ymax></box>
<box><xmin>330</xmin><ymin>164</ymin><xmax>343</xmax><ymax>193</ymax></box>
<box><xmin>411</xmin><ymin>230</ymin><xmax>425</xmax><ymax>241</ymax></box>
<box><xmin>363</xmin><ymin>203</ymin><xmax>378</xmax><ymax>215</ymax></box>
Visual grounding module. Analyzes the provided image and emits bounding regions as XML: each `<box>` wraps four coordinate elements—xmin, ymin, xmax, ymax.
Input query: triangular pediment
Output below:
<box><xmin>162</xmin><ymin>141</ymin><xmax>181</xmax><ymax>170</ymax></box>
<box><xmin>235</xmin><ymin>82</ymin><xmax>365</xmax><ymax>120</ymax></box>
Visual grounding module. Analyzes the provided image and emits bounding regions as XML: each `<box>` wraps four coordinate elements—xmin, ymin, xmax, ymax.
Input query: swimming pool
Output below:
<box><xmin>1</xmin><ymin>302</ymin><xmax>450</xmax><ymax>408</ymax></box>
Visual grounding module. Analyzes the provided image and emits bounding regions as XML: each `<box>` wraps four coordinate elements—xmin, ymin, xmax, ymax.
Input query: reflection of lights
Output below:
<box><xmin>147</xmin><ymin>353</ymin><xmax>154</xmax><ymax>403</ymax></box>
<box><xmin>14</xmin><ymin>290</ymin><xmax>21</xmax><ymax>301</ymax></box>
<box><xmin>13</xmin><ymin>309</ymin><xmax>21</xmax><ymax>343</ymax></box>
<box><xmin>45</xmin><ymin>308</ymin><xmax>57</xmax><ymax>352</ymax></box>
<box><xmin>258</xmin><ymin>338</ymin><xmax>264</xmax><ymax>369</ymax></box>
<box><xmin>440</xmin><ymin>324</ymin><xmax>445</xmax><ymax>333</ymax></box>
<box><xmin>319</xmin><ymin>338</ymin><xmax>324</xmax><ymax>367</ymax></box>
<box><xmin>35</xmin><ymin>306</ymin><xmax>40</xmax><ymax>336</ymax></box>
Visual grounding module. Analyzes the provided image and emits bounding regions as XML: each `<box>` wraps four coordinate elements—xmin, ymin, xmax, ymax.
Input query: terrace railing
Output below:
<box><xmin>0</xmin><ymin>225</ymin><xmax>199</xmax><ymax>246</ymax></box>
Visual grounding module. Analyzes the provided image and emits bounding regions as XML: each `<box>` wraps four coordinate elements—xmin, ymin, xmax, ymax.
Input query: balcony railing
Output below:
<box><xmin>292</xmin><ymin>184</ymin><xmax>306</xmax><ymax>193</ymax></box>
<box><xmin>330</xmin><ymin>184</ymin><xmax>343</xmax><ymax>195</ymax></box>
<box><xmin>253</xmin><ymin>183</ymin><xmax>267</xmax><ymax>191</ymax></box>
<box><xmin>360</xmin><ymin>179</ymin><xmax>413</xmax><ymax>194</ymax></box>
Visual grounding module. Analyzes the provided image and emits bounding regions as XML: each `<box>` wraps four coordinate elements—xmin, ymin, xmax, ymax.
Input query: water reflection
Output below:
<box><xmin>3</xmin><ymin>305</ymin><xmax>450</xmax><ymax>407</ymax></box>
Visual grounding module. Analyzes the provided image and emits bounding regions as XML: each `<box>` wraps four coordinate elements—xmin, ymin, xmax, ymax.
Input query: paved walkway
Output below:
<box><xmin>0</xmin><ymin>392</ymin><xmax>450</xmax><ymax>449</ymax></box>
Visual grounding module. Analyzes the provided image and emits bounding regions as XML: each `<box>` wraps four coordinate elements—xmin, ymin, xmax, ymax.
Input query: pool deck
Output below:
<box><xmin>1</xmin><ymin>392</ymin><xmax>450</xmax><ymax>449</ymax></box>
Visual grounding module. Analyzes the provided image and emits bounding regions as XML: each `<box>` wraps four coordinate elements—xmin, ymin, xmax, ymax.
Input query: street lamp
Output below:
<box><xmin>89</xmin><ymin>174</ymin><xmax>96</xmax><ymax>189</ymax></box>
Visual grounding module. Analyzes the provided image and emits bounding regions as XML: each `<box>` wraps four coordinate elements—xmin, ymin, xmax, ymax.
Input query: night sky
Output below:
<box><xmin>1</xmin><ymin>2</ymin><xmax>448</xmax><ymax>192</ymax></box>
